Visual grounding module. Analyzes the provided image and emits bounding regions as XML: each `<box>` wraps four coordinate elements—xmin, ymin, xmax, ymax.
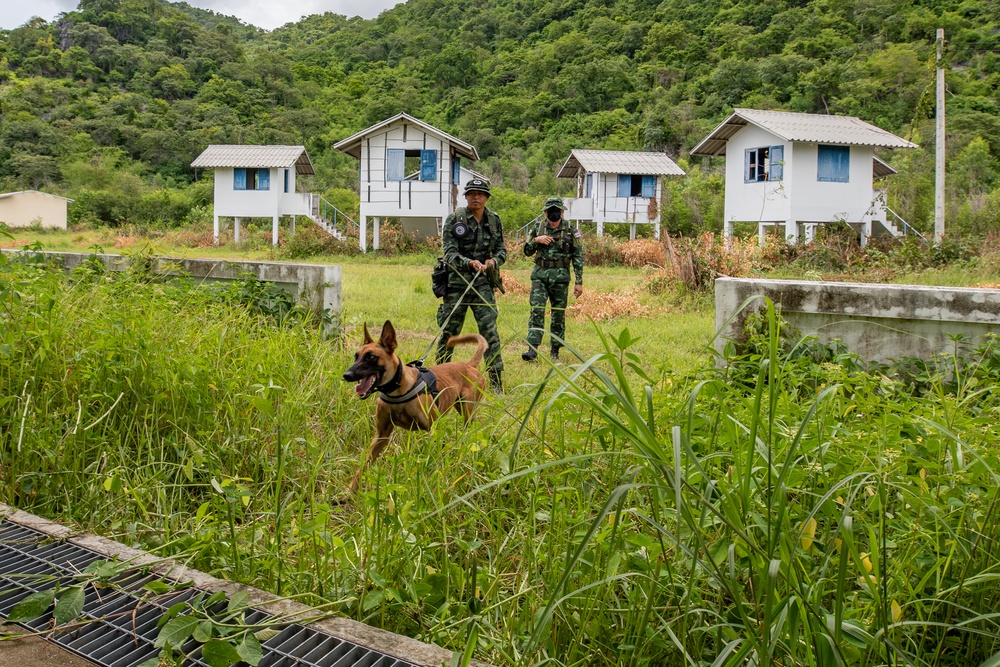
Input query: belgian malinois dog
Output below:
<box><xmin>342</xmin><ymin>320</ymin><xmax>487</xmax><ymax>494</ymax></box>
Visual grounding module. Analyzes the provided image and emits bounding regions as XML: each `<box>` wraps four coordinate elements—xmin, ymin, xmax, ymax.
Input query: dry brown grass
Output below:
<box><xmin>620</xmin><ymin>239</ymin><xmax>666</xmax><ymax>268</ymax></box>
<box><xmin>499</xmin><ymin>270</ymin><xmax>529</xmax><ymax>296</ymax></box>
<box><xmin>0</xmin><ymin>238</ymin><xmax>33</xmax><ymax>248</ymax></box>
<box><xmin>568</xmin><ymin>288</ymin><xmax>651</xmax><ymax>321</ymax></box>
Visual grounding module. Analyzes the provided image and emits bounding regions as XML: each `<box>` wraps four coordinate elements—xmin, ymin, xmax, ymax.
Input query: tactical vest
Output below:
<box><xmin>453</xmin><ymin>207</ymin><xmax>501</xmax><ymax>263</ymax></box>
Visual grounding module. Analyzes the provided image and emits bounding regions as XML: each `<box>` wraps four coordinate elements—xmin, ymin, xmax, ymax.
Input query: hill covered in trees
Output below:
<box><xmin>1</xmin><ymin>0</ymin><xmax>998</xmax><ymax>235</ymax></box>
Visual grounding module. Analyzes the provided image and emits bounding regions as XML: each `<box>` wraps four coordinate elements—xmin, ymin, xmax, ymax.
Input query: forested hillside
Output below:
<box><xmin>1</xmin><ymin>0</ymin><xmax>998</xmax><ymax>235</ymax></box>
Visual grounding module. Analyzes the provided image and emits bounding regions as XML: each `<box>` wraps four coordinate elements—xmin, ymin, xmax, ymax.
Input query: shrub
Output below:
<box><xmin>619</xmin><ymin>239</ymin><xmax>665</xmax><ymax>267</ymax></box>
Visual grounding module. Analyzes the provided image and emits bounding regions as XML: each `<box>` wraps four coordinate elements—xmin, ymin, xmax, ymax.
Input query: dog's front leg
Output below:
<box><xmin>347</xmin><ymin>405</ymin><xmax>394</xmax><ymax>494</ymax></box>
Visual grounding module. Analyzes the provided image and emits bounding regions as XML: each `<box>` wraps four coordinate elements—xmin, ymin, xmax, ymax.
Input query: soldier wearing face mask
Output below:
<box><xmin>522</xmin><ymin>197</ymin><xmax>584</xmax><ymax>361</ymax></box>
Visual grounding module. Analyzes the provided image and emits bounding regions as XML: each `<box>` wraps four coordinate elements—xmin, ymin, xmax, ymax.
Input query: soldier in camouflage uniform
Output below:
<box><xmin>438</xmin><ymin>178</ymin><xmax>507</xmax><ymax>392</ymax></box>
<box><xmin>522</xmin><ymin>196</ymin><xmax>584</xmax><ymax>361</ymax></box>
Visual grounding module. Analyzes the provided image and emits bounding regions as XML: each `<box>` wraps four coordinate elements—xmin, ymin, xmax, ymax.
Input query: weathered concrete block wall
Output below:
<box><xmin>716</xmin><ymin>277</ymin><xmax>1000</xmax><ymax>362</ymax></box>
<box><xmin>1</xmin><ymin>250</ymin><xmax>342</xmax><ymax>332</ymax></box>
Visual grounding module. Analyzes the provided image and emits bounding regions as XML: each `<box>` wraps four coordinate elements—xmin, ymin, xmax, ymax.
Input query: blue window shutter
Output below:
<box><xmin>284</xmin><ymin>169</ymin><xmax>289</xmax><ymax>193</ymax></box>
<box><xmin>769</xmin><ymin>145</ymin><xmax>784</xmax><ymax>181</ymax></box>
<box><xmin>452</xmin><ymin>157</ymin><xmax>460</xmax><ymax>185</ymax></box>
<box><xmin>234</xmin><ymin>168</ymin><xmax>246</xmax><ymax>191</ymax></box>
<box><xmin>641</xmin><ymin>175</ymin><xmax>656</xmax><ymax>198</ymax></box>
<box><xmin>258</xmin><ymin>169</ymin><xmax>270</xmax><ymax>191</ymax></box>
<box><xmin>744</xmin><ymin>149</ymin><xmax>753</xmax><ymax>183</ymax></box>
<box><xmin>836</xmin><ymin>146</ymin><xmax>850</xmax><ymax>182</ymax></box>
<box><xmin>386</xmin><ymin>149</ymin><xmax>405</xmax><ymax>181</ymax></box>
<box><xmin>818</xmin><ymin>145</ymin><xmax>850</xmax><ymax>183</ymax></box>
<box><xmin>618</xmin><ymin>174</ymin><xmax>631</xmax><ymax>197</ymax></box>
<box><xmin>585</xmin><ymin>173</ymin><xmax>592</xmax><ymax>197</ymax></box>
<box><xmin>420</xmin><ymin>149</ymin><xmax>438</xmax><ymax>181</ymax></box>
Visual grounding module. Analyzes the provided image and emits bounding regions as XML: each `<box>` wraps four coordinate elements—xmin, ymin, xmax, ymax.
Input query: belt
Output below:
<box><xmin>536</xmin><ymin>258</ymin><xmax>570</xmax><ymax>269</ymax></box>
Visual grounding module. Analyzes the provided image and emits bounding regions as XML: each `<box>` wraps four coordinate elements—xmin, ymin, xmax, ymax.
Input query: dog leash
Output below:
<box><xmin>414</xmin><ymin>267</ymin><xmax>490</xmax><ymax>365</ymax></box>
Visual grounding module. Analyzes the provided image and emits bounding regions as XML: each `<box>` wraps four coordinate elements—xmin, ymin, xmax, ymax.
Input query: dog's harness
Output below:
<box><xmin>378</xmin><ymin>360</ymin><xmax>439</xmax><ymax>404</ymax></box>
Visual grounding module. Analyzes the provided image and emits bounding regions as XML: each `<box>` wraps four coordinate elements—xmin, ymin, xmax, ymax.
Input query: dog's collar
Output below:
<box><xmin>375</xmin><ymin>357</ymin><xmax>404</xmax><ymax>394</ymax></box>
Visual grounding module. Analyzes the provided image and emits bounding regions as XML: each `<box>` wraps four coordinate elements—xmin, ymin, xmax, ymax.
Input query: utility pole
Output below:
<box><xmin>935</xmin><ymin>28</ymin><xmax>946</xmax><ymax>243</ymax></box>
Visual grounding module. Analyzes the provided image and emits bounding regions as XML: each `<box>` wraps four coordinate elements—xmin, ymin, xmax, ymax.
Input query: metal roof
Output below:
<box><xmin>872</xmin><ymin>155</ymin><xmax>898</xmax><ymax>178</ymax></box>
<box><xmin>190</xmin><ymin>145</ymin><xmax>315</xmax><ymax>174</ymax></box>
<box><xmin>690</xmin><ymin>109</ymin><xmax>919</xmax><ymax>157</ymax></box>
<box><xmin>334</xmin><ymin>113</ymin><xmax>479</xmax><ymax>161</ymax></box>
<box><xmin>557</xmin><ymin>149</ymin><xmax>685</xmax><ymax>178</ymax></box>
<box><xmin>0</xmin><ymin>190</ymin><xmax>74</xmax><ymax>202</ymax></box>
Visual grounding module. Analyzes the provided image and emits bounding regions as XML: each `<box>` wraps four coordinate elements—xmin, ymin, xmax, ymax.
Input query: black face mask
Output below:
<box><xmin>546</xmin><ymin>209</ymin><xmax>561</xmax><ymax>222</ymax></box>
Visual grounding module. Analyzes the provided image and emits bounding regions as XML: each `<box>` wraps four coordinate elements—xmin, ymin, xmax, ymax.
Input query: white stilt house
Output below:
<box><xmin>556</xmin><ymin>149</ymin><xmax>685</xmax><ymax>240</ymax></box>
<box><xmin>192</xmin><ymin>145</ymin><xmax>348</xmax><ymax>246</ymax></box>
<box><xmin>690</xmin><ymin>109</ymin><xmax>918</xmax><ymax>244</ymax></box>
<box><xmin>334</xmin><ymin>113</ymin><xmax>480</xmax><ymax>252</ymax></box>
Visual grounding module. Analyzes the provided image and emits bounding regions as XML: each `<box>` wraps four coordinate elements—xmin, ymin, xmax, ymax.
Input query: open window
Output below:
<box><xmin>744</xmin><ymin>145</ymin><xmax>784</xmax><ymax>183</ymax></box>
<box><xmin>387</xmin><ymin>148</ymin><xmax>439</xmax><ymax>181</ymax></box>
<box><xmin>234</xmin><ymin>168</ymin><xmax>270</xmax><ymax>191</ymax></box>
<box><xmin>617</xmin><ymin>174</ymin><xmax>656</xmax><ymax>198</ymax></box>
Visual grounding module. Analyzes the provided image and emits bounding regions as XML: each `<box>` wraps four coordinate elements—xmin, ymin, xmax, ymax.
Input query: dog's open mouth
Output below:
<box><xmin>354</xmin><ymin>374</ymin><xmax>378</xmax><ymax>398</ymax></box>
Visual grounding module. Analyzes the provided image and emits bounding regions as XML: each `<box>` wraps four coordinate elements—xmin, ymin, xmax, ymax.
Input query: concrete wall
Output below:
<box><xmin>1</xmin><ymin>250</ymin><xmax>341</xmax><ymax>332</ymax></box>
<box><xmin>0</xmin><ymin>191</ymin><xmax>69</xmax><ymax>229</ymax></box>
<box><xmin>715</xmin><ymin>277</ymin><xmax>1000</xmax><ymax>362</ymax></box>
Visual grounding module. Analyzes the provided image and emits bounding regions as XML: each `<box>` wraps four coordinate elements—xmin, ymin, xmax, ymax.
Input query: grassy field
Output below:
<box><xmin>4</xmin><ymin>231</ymin><xmax>1000</xmax><ymax>666</ymax></box>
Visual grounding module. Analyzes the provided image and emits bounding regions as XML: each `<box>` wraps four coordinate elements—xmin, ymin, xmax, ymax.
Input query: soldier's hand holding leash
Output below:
<box><xmin>534</xmin><ymin>235</ymin><xmax>554</xmax><ymax>245</ymax></box>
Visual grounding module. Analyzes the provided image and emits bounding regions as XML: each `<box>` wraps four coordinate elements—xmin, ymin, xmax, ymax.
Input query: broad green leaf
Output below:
<box><xmin>236</xmin><ymin>632</ymin><xmax>263</xmax><ymax>665</ymax></box>
<box><xmin>143</xmin><ymin>580</ymin><xmax>172</xmax><ymax>595</ymax></box>
<box><xmin>194</xmin><ymin>620</ymin><xmax>214</xmax><ymax>643</ymax></box>
<box><xmin>201</xmin><ymin>639</ymin><xmax>243</xmax><ymax>667</ymax></box>
<box><xmin>158</xmin><ymin>601</ymin><xmax>188</xmax><ymax>627</ymax></box>
<box><xmin>227</xmin><ymin>591</ymin><xmax>248</xmax><ymax>614</ymax></box>
<box><xmin>54</xmin><ymin>586</ymin><xmax>86</xmax><ymax>626</ymax></box>
<box><xmin>7</xmin><ymin>589</ymin><xmax>56</xmax><ymax>623</ymax></box>
<box><xmin>155</xmin><ymin>615</ymin><xmax>199</xmax><ymax>648</ymax></box>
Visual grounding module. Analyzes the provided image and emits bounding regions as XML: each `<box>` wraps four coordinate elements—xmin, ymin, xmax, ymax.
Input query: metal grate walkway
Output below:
<box><xmin>0</xmin><ymin>519</ymin><xmax>417</xmax><ymax>667</ymax></box>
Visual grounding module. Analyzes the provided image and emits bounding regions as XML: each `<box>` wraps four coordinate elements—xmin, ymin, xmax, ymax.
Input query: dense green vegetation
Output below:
<box><xmin>1</xmin><ymin>0</ymin><xmax>999</xmax><ymax>236</ymax></box>
<box><xmin>6</xmin><ymin>247</ymin><xmax>1000</xmax><ymax>665</ymax></box>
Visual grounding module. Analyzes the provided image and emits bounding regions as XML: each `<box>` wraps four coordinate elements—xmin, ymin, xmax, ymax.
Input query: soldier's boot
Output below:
<box><xmin>522</xmin><ymin>346</ymin><xmax>538</xmax><ymax>361</ymax></box>
<box><xmin>550</xmin><ymin>348</ymin><xmax>560</xmax><ymax>360</ymax></box>
<box><xmin>488</xmin><ymin>369</ymin><xmax>504</xmax><ymax>394</ymax></box>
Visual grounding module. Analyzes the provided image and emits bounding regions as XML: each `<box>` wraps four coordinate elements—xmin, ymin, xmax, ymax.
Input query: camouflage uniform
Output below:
<box><xmin>437</xmin><ymin>204</ymin><xmax>506</xmax><ymax>376</ymax></box>
<box><xmin>523</xmin><ymin>200</ymin><xmax>584</xmax><ymax>356</ymax></box>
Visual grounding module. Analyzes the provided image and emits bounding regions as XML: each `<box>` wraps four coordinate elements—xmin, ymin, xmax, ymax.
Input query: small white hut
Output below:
<box><xmin>334</xmin><ymin>113</ymin><xmax>480</xmax><ymax>251</ymax></box>
<box><xmin>690</xmin><ymin>109</ymin><xmax>918</xmax><ymax>244</ymax></box>
<box><xmin>556</xmin><ymin>149</ymin><xmax>685</xmax><ymax>240</ymax></box>
<box><xmin>192</xmin><ymin>145</ymin><xmax>345</xmax><ymax>246</ymax></box>
<box><xmin>0</xmin><ymin>190</ymin><xmax>72</xmax><ymax>229</ymax></box>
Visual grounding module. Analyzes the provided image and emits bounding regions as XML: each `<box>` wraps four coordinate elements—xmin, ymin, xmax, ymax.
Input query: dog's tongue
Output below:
<box><xmin>355</xmin><ymin>375</ymin><xmax>376</xmax><ymax>397</ymax></box>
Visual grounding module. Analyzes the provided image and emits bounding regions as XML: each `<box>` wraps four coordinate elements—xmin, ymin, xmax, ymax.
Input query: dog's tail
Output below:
<box><xmin>446</xmin><ymin>334</ymin><xmax>488</xmax><ymax>367</ymax></box>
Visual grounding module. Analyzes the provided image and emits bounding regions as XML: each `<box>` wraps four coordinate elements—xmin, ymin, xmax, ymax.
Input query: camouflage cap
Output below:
<box><xmin>463</xmin><ymin>178</ymin><xmax>491</xmax><ymax>196</ymax></box>
<box><xmin>543</xmin><ymin>196</ymin><xmax>567</xmax><ymax>211</ymax></box>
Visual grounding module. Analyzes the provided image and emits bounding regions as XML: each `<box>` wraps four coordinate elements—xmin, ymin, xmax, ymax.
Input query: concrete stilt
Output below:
<box><xmin>234</xmin><ymin>217</ymin><xmax>241</xmax><ymax>244</ymax></box>
<box><xmin>272</xmin><ymin>215</ymin><xmax>279</xmax><ymax>246</ymax></box>
<box><xmin>373</xmin><ymin>217</ymin><xmax>380</xmax><ymax>251</ymax></box>
<box><xmin>213</xmin><ymin>214</ymin><xmax>220</xmax><ymax>245</ymax></box>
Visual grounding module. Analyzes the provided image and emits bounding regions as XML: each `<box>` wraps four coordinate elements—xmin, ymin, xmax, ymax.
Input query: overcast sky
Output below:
<box><xmin>1</xmin><ymin>0</ymin><xmax>403</xmax><ymax>31</ymax></box>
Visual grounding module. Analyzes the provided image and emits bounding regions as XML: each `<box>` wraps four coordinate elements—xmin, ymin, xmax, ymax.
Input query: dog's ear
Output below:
<box><xmin>362</xmin><ymin>323</ymin><xmax>373</xmax><ymax>345</ymax></box>
<box><xmin>379</xmin><ymin>320</ymin><xmax>397</xmax><ymax>353</ymax></box>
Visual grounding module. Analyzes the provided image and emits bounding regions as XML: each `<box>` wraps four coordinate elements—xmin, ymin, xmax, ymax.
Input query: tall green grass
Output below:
<box><xmin>2</xmin><ymin>255</ymin><xmax>1000</xmax><ymax>666</ymax></box>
